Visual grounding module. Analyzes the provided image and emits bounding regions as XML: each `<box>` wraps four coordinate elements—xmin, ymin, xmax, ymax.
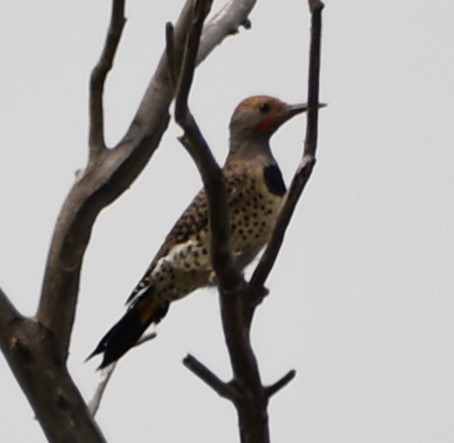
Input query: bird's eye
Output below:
<box><xmin>259</xmin><ymin>102</ymin><xmax>270</xmax><ymax>113</ymax></box>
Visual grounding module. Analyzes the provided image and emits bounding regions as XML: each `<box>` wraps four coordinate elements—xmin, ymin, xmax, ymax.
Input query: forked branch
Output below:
<box><xmin>166</xmin><ymin>2</ymin><xmax>326</xmax><ymax>443</ymax></box>
<box><xmin>249</xmin><ymin>0</ymin><xmax>324</xmax><ymax>295</ymax></box>
<box><xmin>168</xmin><ymin>0</ymin><xmax>242</xmax><ymax>291</ymax></box>
<box><xmin>172</xmin><ymin>2</ymin><xmax>325</xmax><ymax>443</ymax></box>
<box><xmin>89</xmin><ymin>0</ymin><xmax>126</xmax><ymax>157</ymax></box>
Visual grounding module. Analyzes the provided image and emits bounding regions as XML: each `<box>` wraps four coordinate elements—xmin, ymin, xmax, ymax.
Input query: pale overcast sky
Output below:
<box><xmin>1</xmin><ymin>1</ymin><xmax>453</xmax><ymax>442</ymax></box>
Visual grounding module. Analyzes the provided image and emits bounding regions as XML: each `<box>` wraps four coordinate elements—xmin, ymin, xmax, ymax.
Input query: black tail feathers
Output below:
<box><xmin>87</xmin><ymin>301</ymin><xmax>170</xmax><ymax>369</ymax></box>
<box><xmin>87</xmin><ymin>308</ymin><xmax>146</xmax><ymax>369</ymax></box>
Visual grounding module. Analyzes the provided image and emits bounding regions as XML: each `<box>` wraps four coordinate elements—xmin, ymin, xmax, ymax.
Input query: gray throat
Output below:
<box><xmin>226</xmin><ymin>136</ymin><xmax>277</xmax><ymax>167</ymax></box>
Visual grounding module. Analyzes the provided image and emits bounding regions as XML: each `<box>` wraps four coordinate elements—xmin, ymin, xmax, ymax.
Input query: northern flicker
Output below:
<box><xmin>89</xmin><ymin>95</ymin><xmax>307</xmax><ymax>368</ymax></box>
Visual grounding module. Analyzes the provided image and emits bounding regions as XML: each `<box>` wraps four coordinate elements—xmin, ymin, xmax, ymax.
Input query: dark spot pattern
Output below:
<box><xmin>127</xmin><ymin>165</ymin><xmax>285</xmax><ymax>306</ymax></box>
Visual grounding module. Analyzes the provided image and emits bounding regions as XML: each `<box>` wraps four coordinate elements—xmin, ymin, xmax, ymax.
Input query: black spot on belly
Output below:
<box><xmin>263</xmin><ymin>164</ymin><xmax>286</xmax><ymax>196</ymax></box>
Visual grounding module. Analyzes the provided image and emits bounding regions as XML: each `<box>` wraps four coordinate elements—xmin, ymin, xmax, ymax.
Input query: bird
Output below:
<box><xmin>88</xmin><ymin>95</ymin><xmax>308</xmax><ymax>369</ymax></box>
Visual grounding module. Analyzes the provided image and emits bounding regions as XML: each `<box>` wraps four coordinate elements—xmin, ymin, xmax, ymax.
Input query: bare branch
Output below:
<box><xmin>183</xmin><ymin>354</ymin><xmax>236</xmax><ymax>399</ymax></box>
<box><xmin>0</xmin><ymin>286</ymin><xmax>22</xmax><ymax>332</ymax></box>
<box><xmin>89</xmin><ymin>0</ymin><xmax>126</xmax><ymax>158</ymax></box>
<box><xmin>265</xmin><ymin>369</ymin><xmax>296</xmax><ymax>399</ymax></box>
<box><xmin>0</xmin><ymin>286</ymin><xmax>24</xmax><ymax>375</ymax></box>
<box><xmin>167</xmin><ymin>5</ymin><xmax>270</xmax><ymax>442</ymax></box>
<box><xmin>221</xmin><ymin>3</ymin><xmax>325</xmax><ymax>439</ymax></box>
<box><xmin>304</xmin><ymin>0</ymin><xmax>324</xmax><ymax>158</ymax></box>
<box><xmin>196</xmin><ymin>0</ymin><xmax>257</xmax><ymax>64</ymax></box>
<box><xmin>168</xmin><ymin>5</ymin><xmax>274</xmax><ymax>443</ymax></box>
<box><xmin>249</xmin><ymin>0</ymin><xmax>324</xmax><ymax>292</ymax></box>
<box><xmin>88</xmin><ymin>364</ymin><xmax>116</xmax><ymax>417</ymax></box>
<box><xmin>121</xmin><ymin>0</ymin><xmax>257</xmax><ymax>145</ymax></box>
<box><xmin>169</xmin><ymin>0</ymin><xmax>243</xmax><ymax>290</ymax></box>
<box><xmin>2</xmin><ymin>317</ymin><xmax>107</xmax><ymax>443</ymax></box>
<box><xmin>165</xmin><ymin>22</ymin><xmax>177</xmax><ymax>91</ymax></box>
<box><xmin>136</xmin><ymin>331</ymin><xmax>157</xmax><ymax>345</ymax></box>
<box><xmin>88</xmin><ymin>332</ymin><xmax>156</xmax><ymax>417</ymax></box>
<box><xmin>174</xmin><ymin>0</ymin><xmax>212</xmax><ymax>121</ymax></box>
<box><xmin>248</xmin><ymin>157</ymin><xmax>316</xmax><ymax>291</ymax></box>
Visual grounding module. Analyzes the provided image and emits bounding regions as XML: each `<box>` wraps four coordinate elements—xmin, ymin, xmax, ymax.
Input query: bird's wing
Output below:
<box><xmin>125</xmin><ymin>172</ymin><xmax>244</xmax><ymax>303</ymax></box>
<box><xmin>152</xmin><ymin>188</ymin><xmax>210</xmax><ymax>265</ymax></box>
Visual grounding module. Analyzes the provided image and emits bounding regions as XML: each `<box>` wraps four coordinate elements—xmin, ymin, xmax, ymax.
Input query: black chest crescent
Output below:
<box><xmin>263</xmin><ymin>164</ymin><xmax>286</xmax><ymax>196</ymax></box>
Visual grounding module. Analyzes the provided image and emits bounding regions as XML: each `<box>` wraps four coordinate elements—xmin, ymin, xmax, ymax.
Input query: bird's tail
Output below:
<box><xmin>87</xmin><ymin>297</ymin><xmax>169</xmax><ymax>369</ymax></box>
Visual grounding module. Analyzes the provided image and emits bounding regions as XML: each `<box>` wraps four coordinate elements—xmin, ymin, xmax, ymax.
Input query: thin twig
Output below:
<box><xmin>174</xmin><ymin>0</ymin><xmax>212</xmax><ymax>123</ymax></box>
<box><xmin>249</xmin><ymin>0</ymin><xmax>324</xmax><ymax>294</ymax></box>
<box><xmin>165</xmin><ymin>23</ymin><xmax>177</xmax><ymax>90</ymax></box>
<box><xmin>304</xmin><ymin>0</ymin><xmax>324</xmax><ymax>158</ymax></box>
<box><xmin>89</xmin><ymin>0</ymin><xmax>126</xmax><ymax>158</ymax></box>
<box><xmin>135</xmin><ymin>331</ymin><xmax>157</xmax><ymax>346</ymax></box>
<box><xmin>248</xmin><ymin>158</ymin><xmax>316</xmax><ymax>292</ymax></box>
<box><xmin>196</xmin><ymin>0</ymin><xmax>257</xmax><ymax>64</ymax></box>
<box><xmin>183</xmin><ymin>354</ymin><xmax>236</xmax><ymax>399</ymax></box>
<box><xmin>88</xmin><ymin>363</ymin><xmax>116</xmax><ymax>417</ymax></box>
<box><xmin>88</xmin><ymin>332</ymin><xmax>157</xmax><ymax>417</ymax></box>
<box><xmin>265</xmin><ymin>369</ymin><xmax>296</xmax><ymax>398</ymax></box>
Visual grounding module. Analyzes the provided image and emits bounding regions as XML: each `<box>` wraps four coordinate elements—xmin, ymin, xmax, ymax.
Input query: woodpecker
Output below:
<box><xmin>89</xmin><ymin>95</ymin><xmax>307</xmax><ymax>368</ymax></box>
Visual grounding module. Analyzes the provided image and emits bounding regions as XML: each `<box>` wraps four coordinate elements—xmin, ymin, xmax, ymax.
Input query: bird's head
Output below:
<box><xmin>229</xmin><ymin>95</ymin><xmax>307</xmax><ymax>141</ymax></box>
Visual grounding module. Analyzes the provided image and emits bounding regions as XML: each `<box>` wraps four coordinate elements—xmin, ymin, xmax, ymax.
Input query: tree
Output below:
<box><xmin>0</xmin><ymin>1</ymin><xmax>324</xmax><ymax>442</ymax></box>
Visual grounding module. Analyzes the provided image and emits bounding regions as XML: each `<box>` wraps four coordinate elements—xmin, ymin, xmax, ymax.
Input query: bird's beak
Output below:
<box><xmin>285</xmin><ymin>102</ymin><xmax>327</xmax><ymax>119</ymax></box>
<box><xmin>286</xmin><ymin>103</ymin><xmax>308</xmax><ymax>117</ymax></box>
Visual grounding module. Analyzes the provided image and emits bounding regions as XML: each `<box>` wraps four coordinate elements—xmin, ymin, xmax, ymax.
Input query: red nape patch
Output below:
<box><xmin>255</xmin><ymin>116</ymin><xmax>278</xmax><ymax>133</ymax></box>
